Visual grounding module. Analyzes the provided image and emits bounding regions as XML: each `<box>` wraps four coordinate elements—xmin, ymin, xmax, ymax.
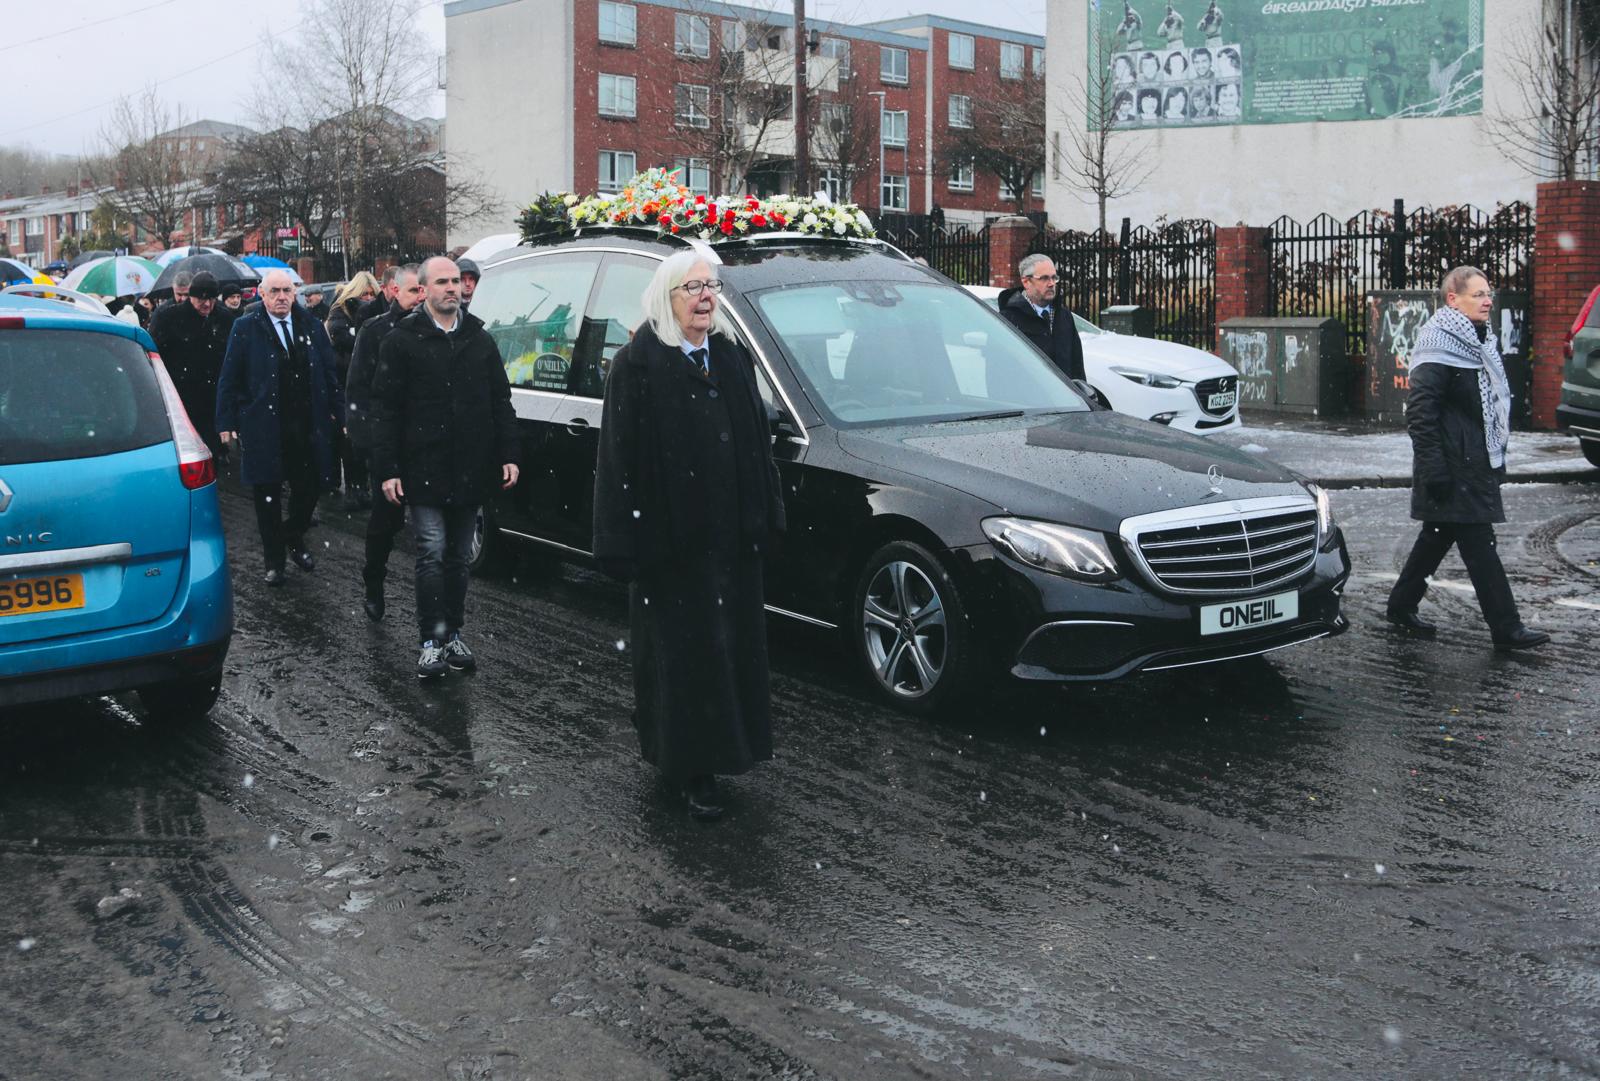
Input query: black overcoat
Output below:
<box><xmin>150</xmin><ymin>300</ymin><xmax>231</xmax><ymax>448</ymax></box>
<box><xmin>592</xmin><ymin>325</ymin><xmax>787</xmax><ymax>780</ymax></box>
<box><xmin>370</xmin><ymin>309</ymin><xmax>518</xmax><ymax>508</ymax></box>
<box><xmin>999</xmin><ymin>286</ymin><xmax>1087</xmax><ymax>382</ymax></box>
<box><xmin>344</xmin><ymin>300</ymin><xmax>403</xmax><ymax>452</ymax></box>
<box><xmin>1406</xmin><ymin>362</ymin><xmax>1505</xmax><ymax>524</ymax></box>
<box><xmin>325</xmin><ymin>297</ymin><xmax>363</xmax><ymax>377</ymax></box>
<box><xmin>214</xmin><ymin>304</ymin><xmax>343</xmax><ymax>488</ymax></box>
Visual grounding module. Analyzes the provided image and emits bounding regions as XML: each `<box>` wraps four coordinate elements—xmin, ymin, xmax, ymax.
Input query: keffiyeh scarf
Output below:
<box><xmin>1409</xmin><ymin>305</ymin><xmax>1511</xmax><ymax>468</ymax></box>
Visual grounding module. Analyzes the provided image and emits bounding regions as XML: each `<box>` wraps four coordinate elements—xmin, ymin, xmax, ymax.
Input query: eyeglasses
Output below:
<box><xmin>677</xmin><ymin>279</ymin><xmax>724</xmax><ymax>296</ymax></box>
<box><xmin>1465</xmin><ymin>290</ymin><xmax>1495</xmax><ymax>301</ymax></box>
<box><xmin>1027</xmin><ymin>273</ymin><xmax>1059</xmax><ymax>282</ymax></box>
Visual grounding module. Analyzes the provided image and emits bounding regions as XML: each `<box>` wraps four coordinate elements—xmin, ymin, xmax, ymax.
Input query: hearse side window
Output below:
<box><xmin>574</xmin><ymin>254</ymin><xmax>659</xmax><ymax>399</ymax></box>
<box><xmin>472</xmin><ymin>254</ymin><xmax>601</xmax><ymax>393</ymax></box>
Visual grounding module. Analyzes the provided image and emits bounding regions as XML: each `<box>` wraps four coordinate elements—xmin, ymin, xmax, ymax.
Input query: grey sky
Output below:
<box><xmin>2</xmin><ymin>0</ymin><xmax>1043</xmax><ymax>159</ymax></box>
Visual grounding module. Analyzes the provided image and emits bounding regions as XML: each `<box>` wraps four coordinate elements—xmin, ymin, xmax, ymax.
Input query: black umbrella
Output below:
<box><xmin>68</xmin><ymin>249</ymin><xmax>117</xmax><ymax>270</ymax></box>
<box><xmin>149</xmin><ymin>253</ymin><xmax>260</xmax><ymax>298</ymax></box>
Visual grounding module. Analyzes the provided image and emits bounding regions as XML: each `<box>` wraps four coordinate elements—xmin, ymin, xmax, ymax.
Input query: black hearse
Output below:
<box><xmin>467</xmin><ymin>231</ymin><xmax>1349</xmax><ymax>713</ymax></box>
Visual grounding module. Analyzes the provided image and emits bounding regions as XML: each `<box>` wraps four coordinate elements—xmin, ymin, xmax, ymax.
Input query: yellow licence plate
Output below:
<box><xmin>0</xmin><ymin>573</ymin><xmax>86</xmax><ymax>616</ymax></box>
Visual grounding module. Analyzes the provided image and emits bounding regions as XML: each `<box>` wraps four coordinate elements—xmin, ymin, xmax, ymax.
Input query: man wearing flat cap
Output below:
<box><xmin>150</xmin><ymin>270</ymin><xmax>231</xmax><ymax>457</ymax></box>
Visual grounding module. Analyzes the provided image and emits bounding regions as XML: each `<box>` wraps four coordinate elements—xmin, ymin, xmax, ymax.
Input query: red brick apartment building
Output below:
<box><xmin>444</xmin><ymin>0</ymin><xmax>1044</xmax><ymax>245</ymax></box>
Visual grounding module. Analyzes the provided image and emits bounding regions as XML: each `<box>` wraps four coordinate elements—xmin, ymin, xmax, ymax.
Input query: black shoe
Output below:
<box><xmin>1493</xmin><ymin>625</ymin><xmax>1550</xmax><ymax>651</ymax></box>
<box><xmin>417</xmin><ymin>640</ymin><xmax>448</xmax><ymax>680</ymax></box>
<box><xmin>683</xmin><ymin>775</ymin><xmax>724</xmax><ymax>821</ymax></box>
<box><xmin>443</xmin><ymin>632</ymin><xmax>476</xmax><ymax>671</ymax></box>
<box><xmin>287</xmin><ymin>545</ymin><xmax>315</xmax><ymax>572</ymax></box>
<box><xmin>363</xmin><ymin>585</ymin><xmax>384</xmax><ymax>622</ymax></box>
<box><xmin>1385</xmin><ymin>609</ymin><xmax>1436</xmax><ymax>637</ymax></box>
<box><xmin>263</xmin><ymin>568</ymin><xmax>286</xmax><ymax>587</ymax></box>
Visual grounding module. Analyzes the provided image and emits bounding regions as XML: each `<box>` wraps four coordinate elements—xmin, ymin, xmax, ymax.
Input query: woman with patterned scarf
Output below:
<box><xmin>1385</xmin><ymin>267</ymin><xmax>1549</xmax><ymax>650</ymax></box>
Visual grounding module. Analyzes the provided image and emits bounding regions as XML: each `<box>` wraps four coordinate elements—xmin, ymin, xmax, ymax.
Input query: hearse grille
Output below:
<box><xmin>1128</xmin><ymin>505</ymin><xmax>1319</xmax><ymax>595</ymax></box>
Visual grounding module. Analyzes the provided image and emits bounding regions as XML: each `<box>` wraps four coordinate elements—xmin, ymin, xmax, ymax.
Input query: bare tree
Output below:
<box><xmin>1492</xmin><ymin>0</ymin><xmax>1600</xmax><ymax>181</ymax></box>
<box><xmin>809</xmin><ymin>71</ymin><xmax>880</xmax><ymax>204</ymax></box>
<box><xmin>361</xmin><ymin>121</ymin><xmax>502</xmax><ymax>257</ymax></box>
<box><xmin>210</xmin><ymin>125</ymin><xmax>342</xmax><ymax>265</ymax></box>
<box><xmin>0</xmin><ymin>145</ymin><xmax>84</xmax><ymax>199</ymax></box>
<box><xmin>264</xmin><ymin>0</ymin><xmax>435</xmax><ymax>253</ymax></box>
<box><xmin>90</xmin><ymin>89</ymin><xmax>194</xmax><ymax>248</ymax></box>
<box><xmin>1056</xmin><ymin>22</ymin><xmax>1150</xmax><ymax>233</ymax></box>
<box><xmin>940</xmin><ymin>70</ymin><xmax>1047</xmax><ymax>215</ymax></box>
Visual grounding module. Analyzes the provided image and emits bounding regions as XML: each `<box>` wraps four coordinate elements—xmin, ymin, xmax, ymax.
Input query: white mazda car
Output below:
<box><xmin>966</xmin><ymin>286</ymin><xmax>1242</xmax><ymax>435</ymax></box>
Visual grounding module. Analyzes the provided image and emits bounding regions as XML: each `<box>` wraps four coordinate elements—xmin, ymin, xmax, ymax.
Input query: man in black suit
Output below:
<box><xmin>998</xmin><ymin>254</ymin><xmax>1087</xmax><ymax>383</ymax></box>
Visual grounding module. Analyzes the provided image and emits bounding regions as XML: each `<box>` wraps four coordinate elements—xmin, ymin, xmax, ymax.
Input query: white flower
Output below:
<box><xmin>563</xmin><ymin>193</ymin><xmax>578</xmax><ymax>206</ymax></box>
<box><xmin>855</xmin><ymin>211</ymin><xmax>872</xmax><ymax>230</ymax></box>
<box><xmin>803</xmin><ymin>212</ymin><xmax>818</xmax><ymax>226</ymax></box>
<box><xmin>833</xmin><ymin>221</ymin><xmax>847</xmax><ymax>234</ymax></box>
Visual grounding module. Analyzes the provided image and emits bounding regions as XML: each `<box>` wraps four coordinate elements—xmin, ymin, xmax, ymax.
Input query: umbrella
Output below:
<box><xmin>63</xmin><ymin>256</ymin><xmax>163</xmax><ymax>298</ymax></box>
<box><xmin>241</xmin><ymin>254</ymin><xmax>302</xmax><ymax>284</ymax></box>
<box><xmin>461</xmin><ymin>232</ymin><xmax>521</xmax><ymax>264</ymax></box>
<box><xmin>149</xmin><ymin>253</ymin><xmax>260</xmax><ymax>298</ymax></box>
<box><xmin>43</xmin><ymin>260</ymin><xmax>70</xmax><ymax>276</ymax></box>
<box><xmin>150</xmin><ymin>246</ymin><xmax>229</xmax><ymax>269</ymax></box>
<box><xmin>0</xmin><ymin>257</ymin><xmax>50</xmax><ymax>286</ymax></box>
<box><xmin>68</xmin><ymin>249</ymin><xmax>118</xmax><ymax>270</ymax></box>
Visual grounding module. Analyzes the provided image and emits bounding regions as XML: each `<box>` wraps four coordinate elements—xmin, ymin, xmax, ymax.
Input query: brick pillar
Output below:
<box><xmin>1531</xmin><ymin>180</ymin><xmax>1600</xmax><ymax>429</ymax></box>
<box><xmin>988</xmin><ymin>215</ymin><xmax>1039</xmax><ymax>288</ymax></box>
<box><xmin>1214</xmin><ymin>225</ymin><xmax>1271</xmax><ymax>352</ymax></box>
<box><xmin>295</xmin><ymin>256</ymin><xmax>316</xmax><ymax>284</ymax></box>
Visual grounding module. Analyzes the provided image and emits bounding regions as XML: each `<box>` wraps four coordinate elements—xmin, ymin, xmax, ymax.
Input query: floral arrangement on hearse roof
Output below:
<box><xmin>516</xmin><ymin>167</ymin><xmax>876</xmax><ymax>245</ymax></box>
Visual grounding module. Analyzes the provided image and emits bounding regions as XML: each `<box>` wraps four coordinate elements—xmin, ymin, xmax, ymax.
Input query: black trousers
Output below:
<box><xmin>362</xmin><ymin>467</ymin><xmax>406</xmax><ymax>589</ymax></box>
<box><xmin>1388</xmin><ymin>521</ymin><xmax>1521</xmax><ymax>636</ymax></box>
<box><xmin>253</xmin><ymin>433</ymin><xmax>320</xmax><ymax>572</ymax></box>
<box><xmin>340</xmin><ymin>432</ymin><xmax>368</xmax><ymax>492</ymax></box>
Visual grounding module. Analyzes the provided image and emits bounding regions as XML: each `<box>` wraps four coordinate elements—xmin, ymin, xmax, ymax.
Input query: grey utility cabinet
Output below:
<box><xmin>1218</xmin><ymin>316</ymin><xmax>1351</xmax><ymax>417</ymax></box>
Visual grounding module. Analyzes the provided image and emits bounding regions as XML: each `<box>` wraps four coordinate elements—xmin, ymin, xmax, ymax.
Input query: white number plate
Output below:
<box><xmin>1199</xmin><ymin>591</ymin><xmax>1298</xmax><ymax>635</ymax></box>
<box><xmin>1208</xmin><ymin>391</ymin><xmax>1237</xmax><ymax>410</ymax></box>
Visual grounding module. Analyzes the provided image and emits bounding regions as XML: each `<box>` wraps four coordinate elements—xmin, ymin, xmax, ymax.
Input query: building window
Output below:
<box><xmin>25</xmin><ymin>217</ymin><xmax>42</xmax><ymax>236</ymax></box>
<box><xmin>819</xmin><ymin>37</ymin><xmax>850</xmax><ymax>80</ymax></box>
<box><xmin>882</xmin><ymin>174</ymin><xmax>908</xmax><ymax>210</ymax></box>
<box><xmin>749</xmin><ymin>85</ymin><xmax>791</xmax><ymax>124</ymax></box>
<box><xmin>673</xmin><ymin>157</ymin><xmax>711</xmax><ymax>195</ymax></box>
<box><xmin>1031</xmin><ymin>48</ymin><xmax>1045</xmax><ymax>76</ymax></box>
<box><xmin>948</xmin><ymin>160</ymin><xmax>974</xmax><ymax>192</ymax></box>
<box><xmin>819</xmin><ymin>168</ymin><xmax>846</xmax><ymax>202</ymax></box>
<box><xmin>79</xmin><ymin>211</ymin><xmax>92</xmax><ymax>230</ymax></box>
<box><xmin>201</xmin><ymin>205</ymin><xmax>216</xmax><ymax>236</ymax></box>
<box><xmin>820</xmin><ymin>102</ymin><xmax>850</xmax><ymax>136</ymax></box>
<box><xmin>598</xmin><ymin>150</ymin><xmax>637</xmax><ymax>192</ymax></box>
<box><xmin>948</xmin><ymin>94</ymin><xmax>972</xmax><ymax>129</ymax></box>
<box><xmin>195</xmin><ymin>140</ymin><xmax>207</xmax><ymax>153</ymax></box>
<box><xmin>1000</xmin><ymin>42</ymin><xmax>1025</xmax><ymax>80</ymax></box>
<box><xmin>880</xmin><ymin>46</ymin><xmax>908</xmax><ymax>85</ymax></box>
<box><xmin>1031</xmin><ymin>171</ymin><xmax>1044</xmax><ymax>197</ymax></box>
<box><xmin>881</xmin><ymin>109</ymin><xmax>908</xmax><ymax>147</ymax></box>
<box><xmin>598</xmin><ymin>74</ymin><xmax>637</xmax><ymax>117</ymax></box>
<box><xmin>674</xmin><ymin>13</ymin><xmax>710</xmax><ymax>58</ymax></box>
<box><xmin>178</xmin><ymin>139</ymin><xmax>190</xmax><ymax>151</ymax></box>
<box><xmin>675</xmin><ymin>83</ymin><xmax>711</xmax><ymax>128</ymax></box>
<box><xmin>947</xmin><ymin>33</ymin><xmax>974</xmax><ymax>70</ymax></box>
<box><xmin>598</xmin><ymin>1</ymin><xmax>636</xmax><ymax>45</ymax></box>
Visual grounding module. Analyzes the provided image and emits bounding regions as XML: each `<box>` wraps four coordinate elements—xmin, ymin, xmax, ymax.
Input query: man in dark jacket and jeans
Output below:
<box><xmin>998</xmin><ymin>254</ymin><xmax>1087</xmax><ymax>383</ymax></box>
<box><xmin>372</xmin><ymin>257</ymin><xmax>520</xmax><ymax>679</ymax></box>
<box><xmin>346</xmin><ymin>264</ymin><xmax>424</xmax><ymax>621</ymax></box>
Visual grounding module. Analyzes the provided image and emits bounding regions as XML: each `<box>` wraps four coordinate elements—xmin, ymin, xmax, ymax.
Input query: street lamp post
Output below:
<box><xmin>869</xmin><ymin>90</ymin><xmax>887</xmax><ymax>214</ymax></box>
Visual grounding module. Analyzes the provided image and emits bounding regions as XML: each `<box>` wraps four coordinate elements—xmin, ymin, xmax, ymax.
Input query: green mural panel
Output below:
<box><xmin>1090</xmin><ymin>0</ymin><xmax>1484</xmax><ymax>128</ymax></box>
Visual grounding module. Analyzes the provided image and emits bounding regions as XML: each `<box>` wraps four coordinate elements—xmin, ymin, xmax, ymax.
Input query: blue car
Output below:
<box><xmin>0</xmin><ymin>288</ymin><xmax>232</xmax><ymax>721</ymax></box>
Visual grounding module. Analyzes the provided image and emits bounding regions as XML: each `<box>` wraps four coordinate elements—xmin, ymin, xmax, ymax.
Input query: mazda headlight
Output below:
<box><xmin>1308</xmin><ymin>483</ymin><xmax>1337</xmax><ymax>550</ymax></box>
<box><xmin>1111</xmin><ymin>366</ymin><xmax>1182</xmax><ymax>389</ymax></box>
<box><xmin>982</xmin><ymin>518</ymin><xmax>1121</xmax><ymax>581</ymax></box>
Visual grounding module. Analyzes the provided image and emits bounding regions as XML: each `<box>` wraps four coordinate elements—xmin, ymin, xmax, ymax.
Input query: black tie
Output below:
<box><xmin>1044</xmin><ymin>308</ymin><xmax>1053</xmax><ymax>334</ymax></box>
<box><xmin>691</xmin><ymin>348</ymin><xmax>709</xmax><ymax>374</ymax></box>
<box><xmin>276</xmin><ymin>318</ymin><xmax>293</xmax><ymax>354</ymax></box>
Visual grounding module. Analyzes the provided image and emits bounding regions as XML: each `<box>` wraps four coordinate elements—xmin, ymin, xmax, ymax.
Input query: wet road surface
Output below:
<box><xmin>2</xmin><ymin>480</ymin><xmax>1598</xmax><ymax>1080</ymax></box>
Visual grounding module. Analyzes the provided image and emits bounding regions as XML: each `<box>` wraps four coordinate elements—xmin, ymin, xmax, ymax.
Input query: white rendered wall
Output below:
<box><xmin>1045</xmin><ymin>0</ymin><xmax>1542</xmax><ymax>231</ymax></box>
<box><xmin>445</xmin><ymin>0</ymin><xmax>575</xmax><ymax>249</ymax></box>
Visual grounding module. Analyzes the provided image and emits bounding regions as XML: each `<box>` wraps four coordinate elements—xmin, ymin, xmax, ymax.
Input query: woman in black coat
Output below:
<box><xmin>326</xmin><ymin>273</ymin><xmax>379</xmax><ymax>506</ymax></box>
<box><xmin>1386</xmin><ymin>266</ymin><xmax>1548</xmax><ymax>650</ymax></box>
<box><xmin>592</xmin><ymin>251</ymin><xmax>786</xmax><ymax>820</ymax></box>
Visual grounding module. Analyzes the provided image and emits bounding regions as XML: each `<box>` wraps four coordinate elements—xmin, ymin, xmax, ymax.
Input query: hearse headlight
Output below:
<box><xmin>982</xmin><ymin>518</ymin><xmax>1121</xmax><ymax>581</ymax></box>
<box><xmin>1111</xmin><ymin>366</ymin><xmax>1182</xmax><ymax>389</ymax></box>
<box><xmin>1308</xmin><ymin>483</ymin><xmax>1337</xmax><ymax>550</ymax></box>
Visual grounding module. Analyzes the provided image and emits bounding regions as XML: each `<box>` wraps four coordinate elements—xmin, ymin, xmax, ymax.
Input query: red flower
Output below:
<box><xmin>772</xmin><ymin>212</ymin><xmax>787</xmax><ymax>226</ymax></box>
<box><xmin>721</xmin><ymin>221</ymin><xmax>735</xmax><ymax>235</ymax></box>
<box><xmin>751</xmin><ymin>213</ymin><xmax>768</xmax><ymax>227</ymax></box>
<box><xmin>722</xmin><ymin>209</ymin><xmax>735</xmax><ymax>223</ymax></box>
<box><xmin>746</xmin><ymin>196</ymin><xmax>760</xmax><ymax>209</ymax></box>
<box><xmin>696</xmin><ymin>194</ymin><xmax>707</xmax><ymax>204</ymax></box>
<box><xmin>670</xmin><ymin>223</ymin><xmax>680</xmax><ymax>233</ymax></box>
<box><xmin>705</xmin><ymin>204</ymin><xmax>717</xmax><ymax>221</ymax></box>
<box><xmin>658</xmin><ymin>214</ymin><xmax>672</xmax><ymax>226</ymax></box>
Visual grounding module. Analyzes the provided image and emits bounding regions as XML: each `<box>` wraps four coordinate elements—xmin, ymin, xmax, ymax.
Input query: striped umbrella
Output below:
<box><xmin>63</xmin><ymin>256</ymin><xmax>164</xmax><ymax>297</ymax></box>
<box><xmin>150</xmin><ymin>246</ymin><xmax>229</xmax><ymax>268</ymax></box>
<box><xmin>0</xmin><ymin>257</ymin><xmax>50</xmax><ymax>286</ymax></box>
